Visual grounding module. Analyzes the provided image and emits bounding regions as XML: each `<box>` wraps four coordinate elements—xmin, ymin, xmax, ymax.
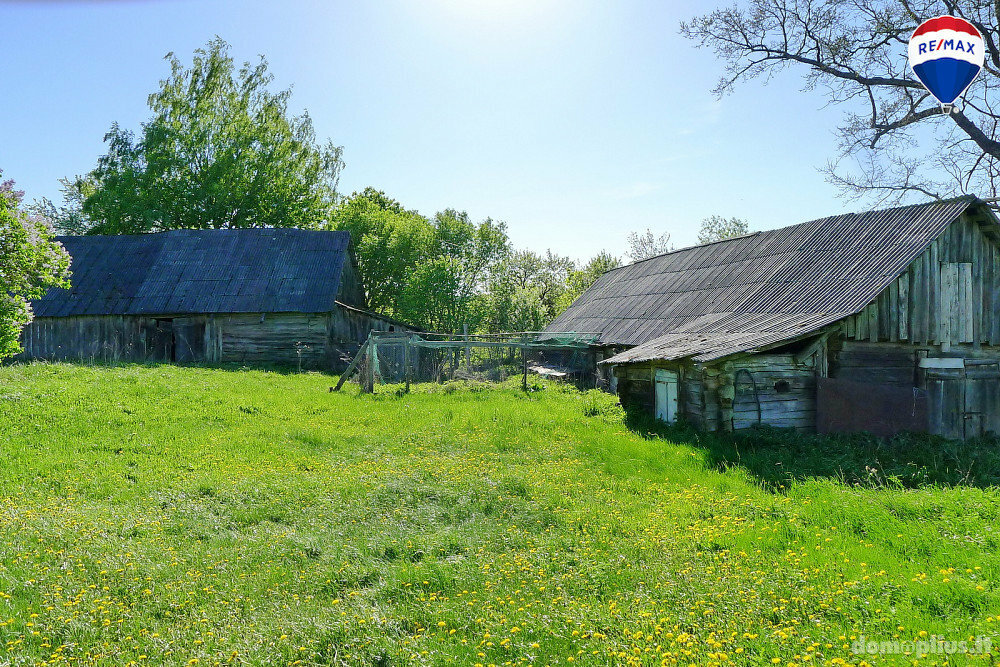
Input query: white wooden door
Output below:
<box><xmin>654</xmin><ymin>369</ymin><xmax>678</xmax><ymax>423</ymax></box>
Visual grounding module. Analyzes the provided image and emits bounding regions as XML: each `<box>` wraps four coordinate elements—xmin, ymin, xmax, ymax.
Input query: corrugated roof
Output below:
<box><xmin>546</xmin><ymin>197</ymin><xmax>991</xmax><ymax>364</ymax></box>
<box><xmin>35</xmin><ymin>228</ymin><xmax>352</xmax><ymax>317</ymax></box>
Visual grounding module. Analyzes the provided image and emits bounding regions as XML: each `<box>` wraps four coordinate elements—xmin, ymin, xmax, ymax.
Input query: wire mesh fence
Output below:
<box><xmin>337</xmin><ymin>331</ymin><xmax>601</xmax><ymax>392</ymax></box>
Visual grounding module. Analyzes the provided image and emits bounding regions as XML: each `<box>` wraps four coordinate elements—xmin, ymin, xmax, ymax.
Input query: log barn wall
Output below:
<box><xmin>570</xmin><ymin>200</ymin><xmax>1000</xmax><ymax>440</ymax></box>
<box><xmin>611</xmin><ymin>213</ymin><xmax>1000</xmax><ymax>439</ymax></box>
<box><xmin>18</xmin><ymin>315</ymin><xmax>164</xmax><ymax>363</ymax></box>
<box><xmin>16</xmin><ymin>305</ymin><xmax>409</xmax><ymax>372</ymax></box>
<box><xmin>204</xmin><ymin>313</ymin><xmax>330</xmax><ymax>367</ymax></box>
<box><xmin>614</xmin><ymin>354</ymin><xmax>817</xmax><ymax>432</ymax></box>
<box><xmin>335</xmin><ymin>256</ymin><xmax>367</xmax><ymax>310</ymax></box>
<box><xmin>614</xmin><ymin>364</ymin><xmax>657</xmax><ymax>416</ymax></box>
<box><xmin>13</xmin><ymin>229</ymin><xmax>402</xmax><ymax>372</ymax></box>
<box><xmin>821</xmin><ymin>211</ymin><xmax>1000</xmax><ymax>439</ymax></box>
<box><xmin>730</xmin><ymin>355</ymin><xmax>816</xmax><ymax>432</ymax></box>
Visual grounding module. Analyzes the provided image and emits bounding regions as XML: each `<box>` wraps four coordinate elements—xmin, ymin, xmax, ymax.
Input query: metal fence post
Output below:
<box><xmin>522</xmin><ymin>334</ymin><xmax>528</xmax><ymax>391</ymax></box>
<box><xmin>404</xmin><ymin>335</ymin><xmax>412</xmax><ymax>394</ymax></box>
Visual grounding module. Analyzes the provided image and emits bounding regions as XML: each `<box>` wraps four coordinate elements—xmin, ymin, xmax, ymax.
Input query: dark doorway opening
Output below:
<box><xmin>172</xmin><ymin>318</ymin><xmax>205</xmax><ymax>362</ymax></box>
<box><xmin>150</xmin><ymin>319</ymin><xmax>174</xmax><ymax>361</ymax></box>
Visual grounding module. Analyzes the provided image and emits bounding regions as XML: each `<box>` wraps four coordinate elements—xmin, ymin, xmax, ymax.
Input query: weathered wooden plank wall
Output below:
<box><xmin>328</xmin><ymin>306</ymin><xmax>413</xmax><ymax>369</ymax></box>
<box><xmin>208</xmin><ymin>313</ymin><xmax>330</xmax><ymax>367</ymax></box>
<box><xmin>608</xmin><ymin>212</ymin><xmax>1000</xmax><ymax>439</ymax></box>
<box><xmin>830</xmin><ymin>341</ymin><xmax>916</xmax><ymax>386</ymax></box>
<box><xmin>17</xmin><ymin>305</ymin><xmax>410</xmax><ymax>371</ymax></box>
<box><xmin>681</xmin><ymin>364</ymin><xmax>710</xmax><ymax>429</ymax></box>
<box><xmin>613</xmin><ymin>354</ymin><xmax>816</xmax><ymax>432</ymax></box>
<box><xmin>17</xmin><ymin>315</ymin><xmax>171</xmax><ymax>363</ymax></box>
<box><xmin>730</xmin><ymin>355</ymin><xmax>816</xmax><ymax>431</ymax></box>
<box><xmin>842</xmin><ymin>213</ymin><xmax>1000</xmax><ymax>349</ymax></box>
<box><xmin>613</xmin><ymin>365</ymin><xmax>655</xmax><ymax>415</ymax></box>
<box><xmin>335</xmin><ymin>257</ymin><xmax>367</xmax><ymax>309</ymax></box>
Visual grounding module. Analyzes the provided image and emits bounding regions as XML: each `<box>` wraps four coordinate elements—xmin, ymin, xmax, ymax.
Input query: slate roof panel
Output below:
<box><xmin>546</xmin><ymin>197</ymin><xmax>993</xmax><ymax>363</ymax></box>
<box><xmin>34</xmin><ymin>228</ymin><xmax>353</xmax><ymax>317</ymax></box>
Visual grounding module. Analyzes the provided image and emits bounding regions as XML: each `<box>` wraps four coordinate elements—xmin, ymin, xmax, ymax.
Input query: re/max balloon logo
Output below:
<box><xmin>914</xmin><ymin>39</ymin><xmax>977</xmax><ymax>56</ymax></box>
<box><xmin>908</xmin><ymin>15</ymin><xmax>985</xmax><ymax>113</ymax></box>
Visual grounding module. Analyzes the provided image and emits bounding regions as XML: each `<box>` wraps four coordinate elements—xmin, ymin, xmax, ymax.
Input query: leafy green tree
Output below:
<box><xmin>0</xmin><ymin>171</ymin><xmax>71</xmax><ymax>359</ymax></box>
<box><xmin>541</xmin><ymin>251</ymin><xmax>577</xmax><ymax>316</ymax></box>
<box><xmin>626</xmin><ymin>228</ymin><xmax>672</xmax><ymax>261</ymax></box>
<box><xmin>697</xmin><ymin>215</ymin><xmax>751</xmax><ymax>244</ymax></box>
<box><xmin>335</xmin><ymin>187</ymin><xmax>611</xmax><ymax>333</ymax></box>
<box><xmin>398</xmin><ymin>209</ymin><xmax>510</xmax><ymax>332</ymax></box>
<box><xmin>511</xmin><ymin>250</ymin><xmax>574</xmax><ymax>318</ymax></box>
<box><xmin>482</xmin><ymin>285</ymin><xmax>549</xmax><ymax>333</ymax></box>
<box><xmin>82</xmin><ymin>37</ymin><xmax>343</xmax><ymax>234</ymax></box>
<box><xmin>484</xmin><ymin>249</ymin><xmax>577</xmax><ymax>331</ymax></box>
<box><xmin>25</xmin><ymin>176</ymin><xmax>95</xmax><ymax>235</ymax></box>
<box><xmin>331</xmin><ymin>191</ymin><xmax>511</xmax><ymax>331</ymax></box>
<box><xmin>399</xmin><ymin>256</ymin><xmax>466</xmax><ymax>332</ymax></box>
<box><xmin>482</xmin><ymin>273</ymin><xmax>544</xmax><ymax>334</ymax></box>
<box><xmin>556</xmin><ymin>251</ymin><xmax>621</xmax><ymax>314</ymax></box>
<box><xmin>330</xmin><ymin>188</ymin><xmax>434</xmax><ymax>313</ymax></box>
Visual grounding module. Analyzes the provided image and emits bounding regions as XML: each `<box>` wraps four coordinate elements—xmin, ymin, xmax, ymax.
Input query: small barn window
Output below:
<box><xmin>774</xmin><ymin>380</ymin><xmax>791</xmax><ymax>394</ymax></box>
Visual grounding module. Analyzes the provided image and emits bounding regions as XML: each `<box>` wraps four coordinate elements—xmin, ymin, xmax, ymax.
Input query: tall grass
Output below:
<box><xmin>0</xmin><ymin>363</ymin><xmax>997</xmax><ymax>666</ymax></box>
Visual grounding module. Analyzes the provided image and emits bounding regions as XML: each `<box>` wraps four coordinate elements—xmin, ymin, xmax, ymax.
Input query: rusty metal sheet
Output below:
<box><xmin>817</xmin><ymin>377</ymin><xmax>928</xmax><ymax>437</ymax></box>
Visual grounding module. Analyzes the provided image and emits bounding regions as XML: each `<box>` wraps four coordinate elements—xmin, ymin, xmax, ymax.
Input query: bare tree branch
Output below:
<box><xmin>682</xmin><ymin>0</ymin><xmax>1000</xmax><ymax>203</ymax></box>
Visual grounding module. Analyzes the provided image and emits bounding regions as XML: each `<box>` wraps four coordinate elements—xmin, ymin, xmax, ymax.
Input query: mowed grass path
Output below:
<box><xmin>0</xmin><ymin>364</ymin><xmax>998</xmax><ymax>666</ymax></box>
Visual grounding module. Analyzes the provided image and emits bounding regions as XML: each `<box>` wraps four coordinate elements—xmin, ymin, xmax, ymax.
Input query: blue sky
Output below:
<box><xmin>2</xmin><ymin>0</ymin><xmax>858</xmax><ymax>261</ymax></box>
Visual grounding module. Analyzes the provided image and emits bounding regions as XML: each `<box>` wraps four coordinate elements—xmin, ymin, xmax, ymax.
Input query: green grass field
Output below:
<box><xmin>1</xmin><ymin>364</ymin><xmax>999</xmax><ymax>666</ymax></box>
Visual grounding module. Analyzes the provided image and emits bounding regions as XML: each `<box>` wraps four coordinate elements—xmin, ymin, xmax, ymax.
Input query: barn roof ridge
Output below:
<box><xmin>63</xmin><ymin>226</ymin><xmax>345</xmax><ymax>239</ymax></box>
<box><xmin>546</xmin><ymin>196</ymin><xmax>987</xmax><ymax>365</ymax></box>
<box><xmin>613</xmin><ymin>194</ymin><xmax>983</xmax><ymax>272</ymax></box>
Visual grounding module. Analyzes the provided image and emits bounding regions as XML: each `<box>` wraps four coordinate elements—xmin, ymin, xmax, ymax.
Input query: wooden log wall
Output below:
<box><xmin>608</xmin><ymin>212</ymin><xmax>1000</xmax><ymax>437</ymax></box>
<box><xmin>614</xmin><ymin>354</ymin><xmax>816</xmax><ymax>432</ymax></box>
<box><xmin>829</xmin><ymin>339</ymin><xmax>1000</xmax><ymax>439</ymax></box>
<box><xmin>209</xmin><ymin>313</ymin><xmax>330</xmax><ymax>368</ymax></box>
<box><xmin>829</xmin><ymin>340</ymin><xmax>917</xmax><ymax>386</ymax></box>
<box><xmin>842</xmin><ymin>212</ymin><xmax>1000</xmax><ymax>349</ymax></box>
<box><xmin>730</xmin><ymin>355</ymin><xmax>816</xmax><ymax>432</ymax></box>
<box><xmin>18</xmin><ymin>305</ymin><xmax>408</xmax><ymax>371</ymax></box>
<box><xmin>335</xmin><ymin>257</ymin><xmax>368</xmax><ymax>309</ymax></box>
<box><xmin>328</xmin><ymin>306</ymin><xmax>414</xmax><ymax>371</ymax></box>
<box><xmin>681</xmin><ymin>363</ymin><xmax>714</xmax><ymax>431</ymax></box>
<box><xmin>613</xmin><ymin>365</ymin><xmax>656</xmax><ymax>415</ymax></box>
<box><xmin>664</xmin><ymin>356</ymin><xmax>817</xmax><ymax>432</ymax></box>
<box><xmin>329</xmin><ymin>307</ymin><xmax>400</xmax><ymax>349</ymax></box>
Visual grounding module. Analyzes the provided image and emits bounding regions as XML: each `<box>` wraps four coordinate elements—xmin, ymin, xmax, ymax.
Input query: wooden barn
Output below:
<box><xmin>546</xmin><ymin>196</ymin><xmax>1000</xmax><ymax>440</ymax></box>
<box><xmin>17</xmin><ymin>228</ymin><xmax>410</xmax><ymax>370</ymax></box>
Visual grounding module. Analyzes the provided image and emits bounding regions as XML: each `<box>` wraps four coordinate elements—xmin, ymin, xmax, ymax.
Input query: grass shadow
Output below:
<box><xmin>623</xmin><ymin>406</ymin><xmax>1000</xmax><ymax>491</ymax></box>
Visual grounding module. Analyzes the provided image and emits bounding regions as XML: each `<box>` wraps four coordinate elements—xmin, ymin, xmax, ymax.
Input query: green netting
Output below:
<box><xmin>531</xmin><ymin>332</ymin><xmax>600</xmax><ymax>347</ymax></box>
<box><xmin>345</xmin><ymin>330</ymin><xmax>600</xmax><ymax>391</ymax></box>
